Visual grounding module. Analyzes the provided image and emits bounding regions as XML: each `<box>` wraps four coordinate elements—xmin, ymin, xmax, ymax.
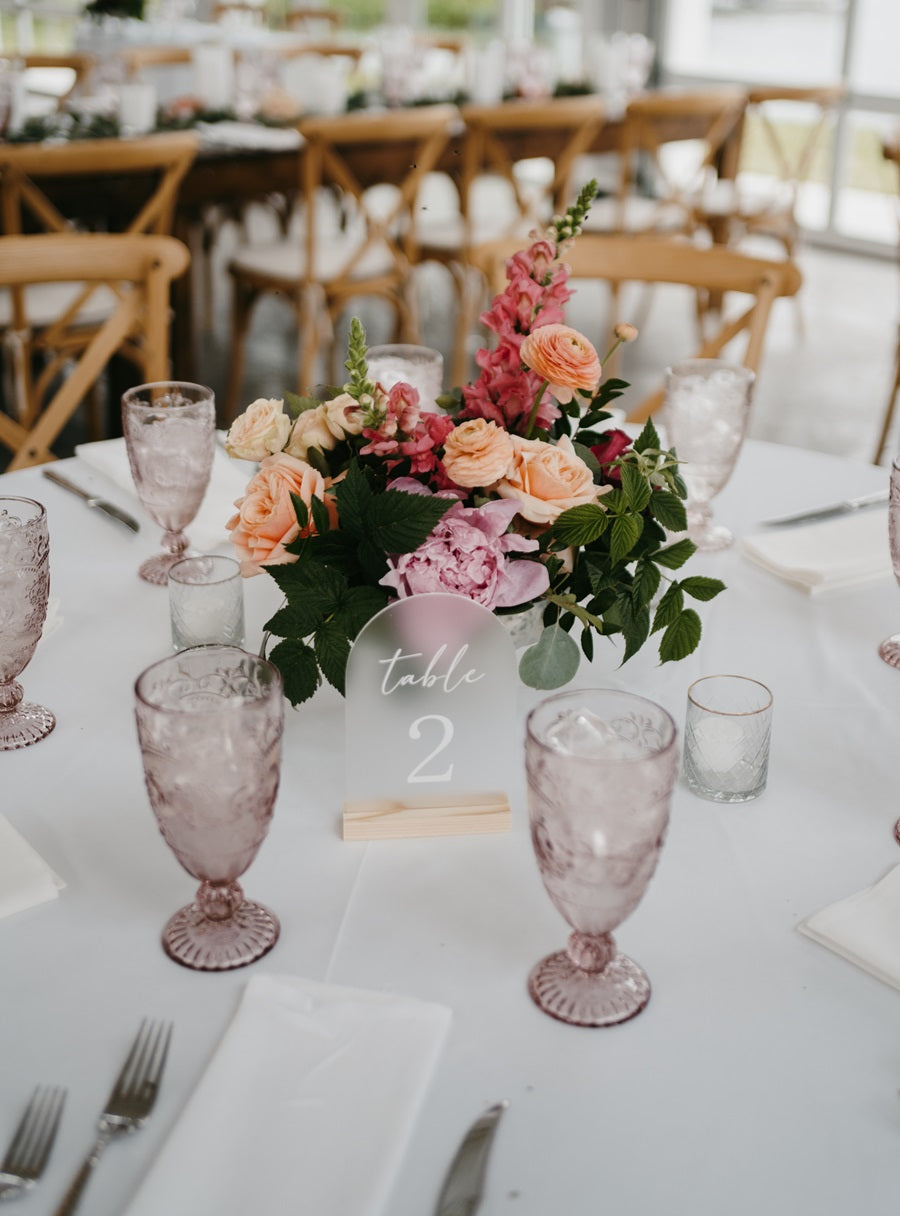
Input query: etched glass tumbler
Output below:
<box><xmin>366</xmin><ymin>344</ymin><xmax>444</xmax><ymax>412</ymax></box>
<box><xmin>0</xmin><ymin>497</ymin><xmax>55</xmax><ymax>750</ymax></box>
<box><xmin>135</xmin><ymin>646</ymin><xmax>284</xmax><ymax>971</ymax></box>
<box><xmin>663</xmin><ymin>359</ymin><xmax>755</xmax><ymax>551</ymax></box>
<box><xmin>122</xmin><ymin>381</ymin><xmax>216</xmax><ymax>585</ymax></box>
<box><xmin>526</xmin><ymin>688</ymin><xmax>678</xmax><ymax>1027</ymax></box>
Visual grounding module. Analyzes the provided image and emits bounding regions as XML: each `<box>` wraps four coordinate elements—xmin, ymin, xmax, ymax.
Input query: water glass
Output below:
<box><xmin>664</xmin><ymin>359</ymin><xmax>755</xmax><ymax>551</ymax></box>
<box><xmin>168</xmin><ymin>555</ymin><xmax>244</xmax><ymax>652</ymax></box>
<box><xmin>682</xmin><ymin>675</ymin><xmax>773</xmax><ymax>803</ymax></box>
<box><xmin>366</xmin><ymin>344</ymin><xmax>444</xmax><ymax>412</ymax></box>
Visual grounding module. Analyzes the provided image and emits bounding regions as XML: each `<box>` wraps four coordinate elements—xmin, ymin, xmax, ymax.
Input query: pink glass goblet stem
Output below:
<box><xmin>525</xmin><ymin>688</ymin><xmax>678</xmax><ymax>1027</ymax></box>
<box><xmin>134</xmin><ymin>645</ymin><xmax>284</xmax><ymax>972</ymax></box>
<box><xmin>878</xmin><ymin>456</ymin><xmax>900</xmax><ymax>667</ymax></box>
<box><xmin>0</xmin><ymin>497</ymin><xmax>55</xmax><ymax>750</ymax></box>
<box><xmin>122</xmin><ymin>381</ymin><xmax>216</xmax><ymax>586</ymax></box>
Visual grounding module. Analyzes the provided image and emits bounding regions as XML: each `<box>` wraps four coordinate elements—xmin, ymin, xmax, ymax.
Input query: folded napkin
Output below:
<box><xmin>75</xmin><ymin>437</ymin><xmax>250</xmax><ymax>553</ymax></box>
<box><xmin>797</xmin><ymin>863</ymin><xmax>900</xmax><ymax>992</ymax></box>
<box><xmin>196</xmin><ymin>121</ymin><xmax>303</xmax><ymax>152</ymax></box>
<box><xmin>741</xmin><ymin>509</ymin><xmax>891</xmax><ymax>594</ymax></box>
<box><xmin>0</xmin><ymin>815</ymin><xmax>64</xmax><ymax>920</ymax></box>
<box><xmin>123</xmin><ymin>974</ymin><xmax>451</xmax><ymax>1216</ymax></box>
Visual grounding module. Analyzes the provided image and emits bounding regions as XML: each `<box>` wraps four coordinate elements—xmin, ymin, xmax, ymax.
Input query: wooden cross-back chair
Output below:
<box><xmin>224</xmin><ymin>103</ymin><xmax>458</xmax><ymax>418</ymax></box>
<box><xmin>0</xmin><ymin>132</ymin><xmax>198</xmax><ymax>431</ymax></box>
<box><xmin>469</xmin><ymin>232</ymin><xmax>802</xmax><ymax>422</ymax></box>
<box><xmin>0</xmin><ymin>233</ymin><xmax>189</xmax><ymax>469</ymax></box>
<box><xmin>414</xmin><ymin>93</ymin><xmax>607</xmax><ymax>385</ymax></box>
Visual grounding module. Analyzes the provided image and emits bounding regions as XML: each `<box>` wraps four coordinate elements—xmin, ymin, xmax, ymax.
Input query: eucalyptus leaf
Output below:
<box><xmin>518</xmin><ymin>625</ymin><xmax>581</xmax><ymax>690</ymax></box>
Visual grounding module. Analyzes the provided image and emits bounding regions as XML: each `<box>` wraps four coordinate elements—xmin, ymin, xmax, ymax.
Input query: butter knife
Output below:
<box><xmin>435</xmin><ymin>1101</ymin><xmax>508</xmax><ymax>1216</ymax></box>
<box><xmin>760</xmin><ymin>489</ymin><xmax>888</xmax><ymax>528</ymax></box>
<box><xmin>41</xmin><ymin>469</ymin><xmax>141</xmax><ymax>533</ymax></box>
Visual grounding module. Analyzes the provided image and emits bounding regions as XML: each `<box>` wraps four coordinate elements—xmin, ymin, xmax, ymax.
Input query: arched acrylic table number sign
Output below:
<box><xmin>342</xmin><ymin>593</ymin><xmax>517</xmax><ymax>840</ymax></box>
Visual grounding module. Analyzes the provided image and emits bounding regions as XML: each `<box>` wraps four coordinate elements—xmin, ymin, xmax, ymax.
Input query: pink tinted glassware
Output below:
<box><xmin>525</xmin><ymin>688</ymin><xmax>678</xmax><ymax>1027</ymax></box>
<box><xmin>122</xmin><ymin>381</ymin><xmax>216</xmax><ymax>585</ymax></box>
<box><xmin>134</xmin><ymin>646</ymin><xmax>284</xmax><ymax>971</ymax></box>
<box><xmin>878</xmin><ymin>455</ymin><xmax>900</xmax><ymax>669</ymax></box>
<box><xmin>0</xmin><ymin>497</ymin><xmax>55</xmax><ymax>750</ymax></box>
<box><xmin>663</xmin><ymin>359</ymin><xmax>755</xmax><ymax>551</ymax></box>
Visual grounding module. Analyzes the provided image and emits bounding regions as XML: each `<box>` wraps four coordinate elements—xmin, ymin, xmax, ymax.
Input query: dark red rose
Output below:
<box><xmin>590</xmin><ymin>428</ymin><xmax>633</xmax><ymax>482</ymax></box>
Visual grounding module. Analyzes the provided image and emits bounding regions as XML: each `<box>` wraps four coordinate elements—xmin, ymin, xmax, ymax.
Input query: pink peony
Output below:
<box><xmin>380</xmin><ymin>496</ymin><xmax>549</xmax><ymax>610</ymax></box>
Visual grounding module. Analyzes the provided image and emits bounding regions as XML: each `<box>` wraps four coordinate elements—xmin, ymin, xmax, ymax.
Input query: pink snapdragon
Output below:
<box><xmin>360</xmin><ymin>381</ymin><xmax>455</xmax><ymax>486</ymax></box>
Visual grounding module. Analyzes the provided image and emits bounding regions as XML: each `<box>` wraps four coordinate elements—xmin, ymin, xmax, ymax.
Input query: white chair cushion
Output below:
<box><xmin>228</xmin><ymin>223</ymin><xmax>399</xmax><ymax>284</ymax></box>
<box><xmin>0</xmin><ymin>281</ymin><xmax>120</xmax><ymax>329</ymax></box>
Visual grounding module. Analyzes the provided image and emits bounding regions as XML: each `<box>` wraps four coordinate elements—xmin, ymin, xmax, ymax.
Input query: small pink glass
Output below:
<box><xmin>525</xmin><ymin>688</ymin><xmax>678</xmax><ymax>1027</ymax></box>
<box><xmin>0</xmin><ymin>497</ymin><xmax>55</xmax><ymax>750</ymax></box>
<box><xmin>122</xmin><ymin>381</ymin><xmax>216</xmax><ymax>585</ymax></box>
<box><xmin>878</xmin><ymin>455</ymin><xmax>900</xmax><ymax>669</ymax></box>
<box><xmin>134</xmin><ymin>645</ymin><xmax>284</xmax><ymax>971</ymax></box>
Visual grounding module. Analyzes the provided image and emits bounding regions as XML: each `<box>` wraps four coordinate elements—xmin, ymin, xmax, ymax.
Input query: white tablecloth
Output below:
<box><xmin>1</xmin><ymin>438</ymin><xmax>898</xmax><ymax>1216</ymax></box>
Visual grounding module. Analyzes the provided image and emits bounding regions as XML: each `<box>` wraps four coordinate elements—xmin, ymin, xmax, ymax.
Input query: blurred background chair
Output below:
<box><xmin>0</xmin><ymin>233</ymin><xmax>190</xmax><ymax>470</ymax></box>
<box><xmin>284</xmin><ymin>5</ymin><xmax>344</xmax><ymax>36</ymax></box>
<box><xmin>224</xmin><ymin>103</ymin><xmax>458</xmax><ymax>417</ymax></box>
<box><xmin>470</xmin><ymin>231</ymin><xmax>801</xmax><ymax>422</ymax></box>
<box><xmin>874</xmin><ymin>135</ymin><xmax>900</xmax><ymax>464</ymax></box>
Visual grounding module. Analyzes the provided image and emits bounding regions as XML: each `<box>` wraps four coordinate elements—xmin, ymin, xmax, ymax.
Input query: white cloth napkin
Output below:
<box><xmin>196</xmin><ymin>121</ymin><xmax>303</xmax><ymax>152</ymax></box>
<box><xmin>797</xmin><ymin>863</ymin><xmax>900</xmax><ymax>992</ymax></box>
<box><xmin>74</xmin><ymin>437</ymin><xmax>251</xmax><ymax>553</ymax></box>
<box><xmin>0</xmin><ymin>815</ymin><xmax>64</xmax><ymax>920</ymax></box>
<box><xmin>123</xmin><ymin>974</ymin><xmax>451</xmax><ymax>1216</ymax></box>
<box><xmin>741</xmin><ymin>510</ymin><xmax>891</xmax><ymax>594</ymax></box>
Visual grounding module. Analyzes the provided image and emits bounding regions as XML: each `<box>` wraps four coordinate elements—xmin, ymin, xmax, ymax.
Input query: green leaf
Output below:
<box><xmin>647</xmin><ymin>490</ymin><xmax>688</xmax><ymax>532</ymax></box>
<box><xmin>310</xmin><ymin>493</ymin><xmax>332</xmax><ymax>535</ymax></box>
<box><xmin>633</xmin><ymin>417</ymin><xmax>662</xmax><ymax>454</ymax></box>
<box><xmin>632</xmin><ymin>558</ymin><xmax>661</xmax><ymax>606</ymax></box>
<box><xmin>609</xmin><ymin>511</ymin><xmax>643</xmax><ymax>562</ymax></box>
<box><xmin>314</xmin><ymin>621</ymin><xmax>352</xmax><ymax>694</ymax></box>
<box><xmin>550</xmin><ymin>503</ymin><xmax>609</xmax><ymax>547</ymax></box>
<box><xmin>659</xmin><ymin>608</ymin><xmax>702</xmax><ymax>663</ymax></box>
<box><xmin>265</xmin><ymin>600</ymin><xmax>325</xmax><ymax>640</ymax></box>
<box><xmin>369</xmin><ymin>489</ymin><xmax>452</xmax><ymax>553</ymax></box>
<box><xmin>680</xmin><ymin>576</ymin><xmax>726</xmax><ymax>602</ymax></box>
<box><xmin>289</xmin><ymin>492</ymin><xmax>309</xmax><ymax>533</ymax></box>
<box><xmin>654</xmin><ymin>537</ymin><xmax>697</xmax><ymax>570</ymax></box>
<box><xmin>265</xmin><ymin>560</ymin><xmax>345</xmax><ymax>607</ymax></box>
<box><xmin>652</xmin><ymin>582</ymin><xmax>684</xmax><ymax>633</ymax></box>
<box><xmin>305</xmin><ymin>446</ymin><xmax>331</xmax><ymax>478</ymax></box>
<box><xmin>283</xmin><ymin>390</ymin><xmax>320</xmax><ymax>419</ymax></box>
<box><xmin>334</xmin><ymin>461</ymin><xmax>373</xmax><ymax>539</ymax></box>
<box><xmin>617</xmin><ymin>594</ymin><xmax>651</xmax><ymax>664</ymax></box>
<box><xmin>620</xmin><ymin>461</ymin><xmax>652</xmax><ymax>512</ymax></box>
<box><xmin>268</xmin><ymin>638</ymin><xmax>320</xmax><ymax>706</ymax></box>
<box><xmin>580</xmin><ymin>627</ymin><xmax>594</xmax><ymax>662</ymax></box>
<box><xmin>518</xmin><ymin>625</ymin><xmax>581</xmax><ymax>690</ymax></box>
<box><xmin>571</xmin><ymin>440</ymin><xmax>601</xmax><ymax>477</ymax></box>
<box><xmin>333</xmin><ymin>584</ymin><xmax>388</xmax><ymax>638</ymax></box>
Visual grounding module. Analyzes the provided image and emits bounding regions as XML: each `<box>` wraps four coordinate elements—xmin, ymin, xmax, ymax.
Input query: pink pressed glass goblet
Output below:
<box><xmin>0</xmin><ymin>497</ymin><xmax>55</xmax><ymax>750</ymax></box>
<box><xmin>526</xmin><ymin>688</ymin><xmax>678</xmax><ymax>1027</ymax></box>
<box><xmin>878</xmin><ymin>455</ymin><xmax>900</xmax><ymax>669</ymax></box>
<box><xmin>122</xmin><ymin>381</ymin><xmax>216</xmax><ymax>585</ymax></box>
<box><xmin>134</xmin><ymin>645</ymin><xmax>284</xmax><ymax>971</ymax></box>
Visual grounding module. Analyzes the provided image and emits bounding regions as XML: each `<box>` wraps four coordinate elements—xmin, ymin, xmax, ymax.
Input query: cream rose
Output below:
<box><xmin>284</xmin><ymin>405</ymin><xmax>338</xmax><ymax>461</ymax></box>
<box><xmin>226</xmin><ymin>452</ymin><xmax>336</xmax><ymax>575</ymax></box>
<box><xmin>442</xmin><ymin>418</ymin><xmax>514</xmax><ymax>488</ymax></box>
<box><xmin>520</xmin><ymin>323</ymin><xmax>602</xmax><ymax>405</ymax></box>
<box><xmin>225</xmin><ymin>397</ymin><xmax>291</xmax><ymax>461</ymax></box>
<box><xmin>324</xmin><ymin>391</ymin><xmax>364</xmax><ymax>439</ymax></box>
<box><xmin>496</xmin><ymin>434</ymin><xmax>608</xmax><ymax>525</ymax></box>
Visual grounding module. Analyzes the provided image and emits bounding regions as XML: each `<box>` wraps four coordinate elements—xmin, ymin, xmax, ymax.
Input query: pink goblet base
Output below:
<box><xmin>161</xmin><ymin>880</ymin><xmax>280</xmax><ymax>971</ymax></box>
<box><xmin>0</xmin><ymin>680</ymin><xmax>55</xmax><ymax>750</ymax></box>
<box><xmin>138</xmin><ymin>530</ymin><xmax>190</xmax><ymax>586</ymax></box>
<box><xmin>527</xmin><ymin>931</ymin><xmax>651</xmax><ymax>1028</ymax></box>
<box><xmin>878</xmin><ymin>635</ymin><xmax>900</xmax><ymax>668</ymax></box>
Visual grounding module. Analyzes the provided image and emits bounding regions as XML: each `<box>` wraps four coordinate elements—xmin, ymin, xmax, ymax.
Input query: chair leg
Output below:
<box><xmin>223</xmin><ymin>276</ymin><xmax>259</xmax><ymax>425</ymax></box>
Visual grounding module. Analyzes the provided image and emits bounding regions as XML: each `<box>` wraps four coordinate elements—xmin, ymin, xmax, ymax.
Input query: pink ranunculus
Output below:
<box><xmin>519</xmin><ymin>323</ymin><xmax>602</xmax><ymax>405</ymax></box>
<box><xmin>226</xmin><ymin>452</ymin><xmax>336</xmax><ymax>576</ymax></box>
<box><xmin>380</xmin><ymin>496</ymin><xmax>549</xmax><ymax>610</ymax></box>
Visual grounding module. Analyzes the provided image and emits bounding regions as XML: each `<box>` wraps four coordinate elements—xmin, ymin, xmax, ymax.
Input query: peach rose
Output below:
<box><xmin>227</xmin><ymin>452</ymin><xmax>336</xmax><ymax>575</ymax></box>
<box><xmin>442</xmin><ymin>419</ymin><xmax>514</xmax><ymax>488</ymax></box>
<box><xmin>225</xmin><ymin>397</ymin><xmax>291</xmax><ymax>462</ymax></box>
<box><xmin>496</xmin><ymin>434</ymin><xmax>608</xmax><ymax>525</ymax></box>
<box><xmin>520</xmin><ymin>323</ymin><xmax>602</xmax><ymax>404</ymax></box>
<box><xmin>284</xmin><ymin>405</ymin><xmax>338</xmax><ymax>461</ymax></box>
<box><xmin>324</xmin><ymin>391</ymin><xmax>364</xmax><ymax>439</ymax></box>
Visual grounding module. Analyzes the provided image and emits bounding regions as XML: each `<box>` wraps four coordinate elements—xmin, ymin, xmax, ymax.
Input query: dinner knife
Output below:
<box><xmin>41</xmin><ymin>469</ymin><xmax>141</xmax><ymax>533</ymax></box>
<box><xmin>434</xmin><ymin>1100</ymin><xmax>508</xmax><ymax>1216</ymax></box>
<box><xmin>760</xmin><ymin>488</ymin><xmax>889</xmax><ymax>528</ymax></box>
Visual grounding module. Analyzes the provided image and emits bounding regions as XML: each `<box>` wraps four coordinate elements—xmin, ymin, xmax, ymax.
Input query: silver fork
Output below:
<box><xmin>53</xmin><ymin>1019</ymin><xmax>173</xmax><ymax>1216</ymax></box>
<box><xmin>0</xmin><ymin>1086</ymin><xmax>66</xmax><ymax>1201</ymax></box>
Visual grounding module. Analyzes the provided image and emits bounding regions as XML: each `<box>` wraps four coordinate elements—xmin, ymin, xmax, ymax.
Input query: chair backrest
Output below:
<box><xmin>297</xmin><ymin>104</ymin><xmax>459</xmax><ymax>291</ymax></box>
<box><xmin>285</xmin><ymin>6</ymin><xmax>343</xmax><ymax>33</ymax></box>
<box><xmin>470</xmin><ymin>231</ymin><xmax>801</xmax><ymax>421</ymax></box>
<box><xmin>0</xmin><ymin>233</ymin><xmax>190</xmax><ymax>469</ymax></box>
<box><xmin>614</xmin><ymin>85</ymin><xmax>748</xmax><ymax>232</ymax></box>
<box><xmin>119</xmin><ymin>45</ymin><xmax>194</xmax><ymax>81</ymax></box>
<box><xmin>459</xmin><ymin>95</ymin><xmax>608</xmax><ymax>235</ymax></box>
<box><xmin>214</xmin><ymin>0</ymin><xmax>268</xmax><ymax>24</ymax></box>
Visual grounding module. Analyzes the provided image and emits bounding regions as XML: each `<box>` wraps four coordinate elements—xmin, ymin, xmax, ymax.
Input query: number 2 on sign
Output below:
<box><xmin>407</xmin><ymin>714</ymin><xmax>454</xmax><ymax>783</ymax></box>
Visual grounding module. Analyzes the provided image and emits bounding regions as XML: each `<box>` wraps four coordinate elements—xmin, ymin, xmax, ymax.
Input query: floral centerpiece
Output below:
<box><xmin>224</xmin><ymin>182</ymin><xmax>724</xmax><ymax>707</ymax></box>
